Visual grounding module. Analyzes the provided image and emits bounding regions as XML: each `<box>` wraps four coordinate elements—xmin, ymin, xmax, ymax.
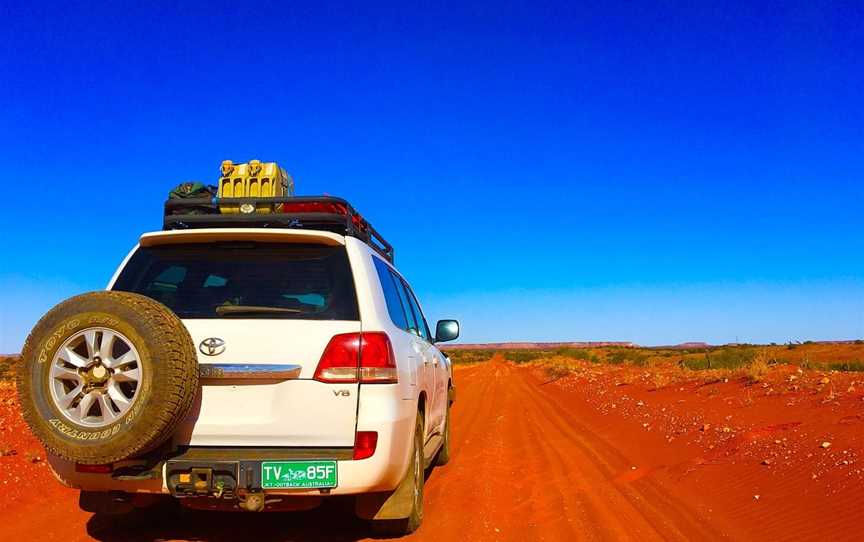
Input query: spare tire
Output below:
<box><xmin>17</xmin><ymin>291</ymin><xmax>198</xmax><ymax>464</ymax></box>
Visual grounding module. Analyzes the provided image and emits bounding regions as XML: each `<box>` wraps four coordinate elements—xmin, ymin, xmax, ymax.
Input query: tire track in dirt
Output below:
<box><xmin>509</xmin><ymin>364</ymin><xmax>723</xmax><ymax>540</ymax></box>
<box><xmin>418</xmin><ymin>360</ymin><xmax>723</xmax><ymax>541</ymax></box>
<box><xmin>420</xmin><ymin>361</ymin><xmax>564</xmax><ymax>540</ymax></box>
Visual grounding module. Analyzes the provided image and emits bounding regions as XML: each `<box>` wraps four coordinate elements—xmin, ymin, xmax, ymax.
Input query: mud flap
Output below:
<box><xmin>354</xmin><ymin>445</ymin><xmax>416</xmax><ymax>520</ymax></box>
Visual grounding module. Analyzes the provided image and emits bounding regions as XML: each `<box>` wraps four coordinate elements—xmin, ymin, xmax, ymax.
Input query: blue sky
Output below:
<box><xmin>1</xmin><ymin>1</ymin><xmax>863</xmax><ymax>352</ymax></box>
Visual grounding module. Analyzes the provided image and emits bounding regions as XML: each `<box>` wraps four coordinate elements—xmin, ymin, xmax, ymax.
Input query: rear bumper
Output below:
<box><xmin>47</xmin><ymin>386</ymin><xmax>417</xmax><ymax>497</ymax></box>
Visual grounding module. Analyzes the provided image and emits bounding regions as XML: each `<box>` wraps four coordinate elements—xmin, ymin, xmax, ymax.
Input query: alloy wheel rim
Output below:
<box><xmin>49</xmin><ymin>327</ymin><xmax>143</xmax><ymax>428</ymax></box>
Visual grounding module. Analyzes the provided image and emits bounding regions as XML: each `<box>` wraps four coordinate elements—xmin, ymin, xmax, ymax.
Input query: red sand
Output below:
<box><xmin>0</xmin><ymin>360</ymin><xmax>862</xmax><ymax>541</ymax></box>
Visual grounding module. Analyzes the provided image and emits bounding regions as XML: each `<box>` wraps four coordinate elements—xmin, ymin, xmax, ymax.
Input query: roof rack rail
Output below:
<box><xmin>163</xmin><ymin>196</ymin><xmax>394</xmax><ymax>263</ymax></box>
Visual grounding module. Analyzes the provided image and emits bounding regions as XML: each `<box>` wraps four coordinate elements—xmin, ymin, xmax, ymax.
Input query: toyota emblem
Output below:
<box><xmin>199</xmin><ymin>337</ymin><xmax>226</xmax><ymax>356</ymax></box>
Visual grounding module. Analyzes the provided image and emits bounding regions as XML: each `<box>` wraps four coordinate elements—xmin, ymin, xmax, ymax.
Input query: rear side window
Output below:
<box><xmin>374</xmin><ymin>257</ymin><xmax>425</xmax><ymax>336</ymax></box>
<box><xmin>401</xmin><ymin>281</ymin><xmax>432</xmax><ymax>341</ymax></box>
<box><xmin>113</xmin><ymin>243</ymin><xmax>359</xmax><ymax>320</ymax></box>
<box><xmin>372</xmin><ymin>258</ymin><xmax>433</xmax><ymax>341</ymax></box>
<box><xmin>393</xmin><ymin>273</ymin><xmax>419</xmax><ymax>335</ymax></box>
<box><xmin>373</xmin><ymin>258</ymin><xmax>408</xmax><ymax>329</ymax></box>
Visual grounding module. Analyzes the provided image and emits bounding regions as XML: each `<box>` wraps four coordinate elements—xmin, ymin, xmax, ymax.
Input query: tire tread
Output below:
<box><xmin>17</xmin><ymin>291</ymin><xmax>199</xmax><ymax>464</ymax></box>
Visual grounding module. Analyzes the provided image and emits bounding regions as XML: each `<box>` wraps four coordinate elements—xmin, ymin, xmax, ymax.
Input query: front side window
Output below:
<box><xmin>113</xmin><ymin>242</ymin><xmax>359</xmax><ymax>320</ymax></box>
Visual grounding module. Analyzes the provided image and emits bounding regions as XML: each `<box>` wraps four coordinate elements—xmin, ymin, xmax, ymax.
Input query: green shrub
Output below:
<box><xmin>607</xmin><ymin>349</ymin><xmax>649</xmax><ymax>366</ymax></box>
<box><xmin>445</xmin><ymin>349</ymin><xmax>495</xmax><ymax>364</ymax></box>
<box><xmin>505</xmin><ymin>350</ymin><xmax>546</xmax><ymax>363</ymax></box>
<box><xmin>704</xmin><ymin>347</ymin><xmax>759</xmax><ymax>369</ymax></box>
<box><xmin>681</xmin><ymin>357</ymin><xmax>710</xmax><ymax>370</ymax></box>
<box><xmin>554</xmin><ymin>347</ymin><xmax>595</xmax><ymax>361</ymax></box>
<box><xmin>826</xmin><ymin>361</ymin><xmax>864</xmax><ymax>372</ymax></box>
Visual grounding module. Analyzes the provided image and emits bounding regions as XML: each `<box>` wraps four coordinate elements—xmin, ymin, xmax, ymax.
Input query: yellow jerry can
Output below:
<box><xmin>217</xmin><ymin>159</ymin><xmax>295</xmax><ymax>214</ymax></box>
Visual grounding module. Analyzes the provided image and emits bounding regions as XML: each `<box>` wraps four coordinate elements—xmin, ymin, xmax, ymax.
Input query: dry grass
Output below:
<box><xmin>0</xmin><ymin>356</ymin><xmax>17</xmax><ymax>380</ymax></box>
<box><xmin>543</xmin><ymin>364</ymin><xmax>573</xmax><ymax>381</ymax></box>
<box><xmin>649</xmin><ymin>371</ymin><xmax>674</xmax><ymax>389</ymax></box>
<box><xmin>744</xmin><ymin>349</ymin><xmax>772</xmax><ymax>383</ymax></box>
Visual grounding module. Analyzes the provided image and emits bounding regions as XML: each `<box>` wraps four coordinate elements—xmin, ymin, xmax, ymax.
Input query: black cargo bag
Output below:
<box><xmin>167</xmin><ymin>182</ymin><xmax>217</xmax><ymax>215</ymax></box>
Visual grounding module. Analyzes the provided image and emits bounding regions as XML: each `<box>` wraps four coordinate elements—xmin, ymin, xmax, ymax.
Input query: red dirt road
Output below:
<box><xmin>1</xmin><ymin>360</ymin><xmax>862</xmax><ymax>541</ymax></box>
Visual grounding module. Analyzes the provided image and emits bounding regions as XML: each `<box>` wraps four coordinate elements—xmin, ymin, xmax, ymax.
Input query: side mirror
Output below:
<box><xmin>434</xmin><ymin>320</ymin><xmax>460</xmax><ymax>343</ymax></box>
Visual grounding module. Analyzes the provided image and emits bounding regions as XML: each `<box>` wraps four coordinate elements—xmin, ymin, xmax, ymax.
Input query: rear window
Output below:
<box><xmin>113</xmin><ymin>243</ymin><xmax>359</xmax><ymax>320</ymax></box>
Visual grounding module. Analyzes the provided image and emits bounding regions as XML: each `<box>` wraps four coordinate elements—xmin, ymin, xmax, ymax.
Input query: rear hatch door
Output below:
<box><xmin>179</xmin><ymin>319</ymin><xmax>359</xmax><ymax>447</ymax></box>
<box><xmin>111</xmin><ymin>238</ymin><xmax>361</xmax><ymax>447</ymax></box>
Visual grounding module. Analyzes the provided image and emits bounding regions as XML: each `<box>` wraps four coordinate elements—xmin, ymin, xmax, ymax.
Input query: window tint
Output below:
<box><xmin>373</xmin><ymin>257</ymin><xmax>408</xmax><ymax>330</ymax></box>
<box><xmin>203</xmin><ymin>275</ymin><xmax>227</xmax><ymax>288</ymax></box>
<box><xmin>113</xmin><ymin>243</ymin><xmax>359</xmax><ymax>320</ymax></box>
<box><xmin>392</xmin><ymin>272</ymin><xmax>419</xmax><ymax>335</ymax></box>
<box><xmin>150</xmin><ymin>265</ymin><xmax>186</xmax><ymax>293</ymax></box>
<box><xmin>371</xmin><ymin>257</ymin><xmax>430</xmax><ymax>341</ymax></box>
<box><xmin>402</xmin><ymin>281</ymin><xmax>432</xmax><ymax>341</ymax></box>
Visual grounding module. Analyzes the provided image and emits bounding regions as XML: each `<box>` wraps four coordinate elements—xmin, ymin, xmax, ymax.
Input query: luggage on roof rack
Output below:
<box><xmin>162</xmin><ymin>160</ymin><xmax>393</xmax><ymax>262</ymax></box>
<box><xmin>217</xmin><ymin>159</ymin><xmax>294</xmax><ymax>214</ymax></box>
<box><xmin>163</xmin><ymin>195</ymin><xmax>394</xmax><ymax>263</ymax></box>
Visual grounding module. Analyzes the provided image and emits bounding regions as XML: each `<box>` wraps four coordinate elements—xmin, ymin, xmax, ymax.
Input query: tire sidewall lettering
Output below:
<box><xmin>19</xmin><ymin>291</ymin><xmax>195</xmax><ymax>463</ymax></box>
<box><xmin>35</xmin><ymin>312</ymin><xmax>144</xmax><ymax>442</ymax></box>
<box><xmin>38</xmin><ymin>319</ymin><xmax>80</xmax><ymax>364</ymax></box>
<box><xmin>49</xmin><ymin>418</ymin><xmax>121</xmax><ymax>441</ymax></box>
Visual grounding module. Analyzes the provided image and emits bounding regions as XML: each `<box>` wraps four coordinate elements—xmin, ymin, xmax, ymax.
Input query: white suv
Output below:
<box><xmin>22</xmin><ymin>196</ymin><xmax>458</xmax><ymax>537</ymax></box>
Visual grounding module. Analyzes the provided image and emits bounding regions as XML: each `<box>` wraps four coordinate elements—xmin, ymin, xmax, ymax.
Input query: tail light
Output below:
<box><xmin>313</xmin><ymin>333</ymin><xmax>361</xmax><ymax>382</ymax></box>
<box><xmin>314</xmin><ymin>332</ymin><xmax>397</xmax><ymax>384</ymax></box>
<box><xmin>353</xmin><ymin>431</ymin><xmax>378</xmax><ymax>460</ymax></box>
<box><xmin>357</xmin><ymin>333</ymin><xmax>398</xmax><ymax>383</ymax></box>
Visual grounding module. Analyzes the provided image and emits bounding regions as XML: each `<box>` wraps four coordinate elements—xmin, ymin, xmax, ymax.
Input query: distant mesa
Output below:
<box><xmin>442</xmin><ymin>339</ymin><xmax>862</xmax><ymax>350</ymax></box>
<box><xmin>442</xmin><ymin>341</ymin><xmax>636</xmax><ymax>350</ymax></box>
<box><xmin>657</xmin><ymin>342</ymin><xmax>711</xmax><ymax>350</ymax></box>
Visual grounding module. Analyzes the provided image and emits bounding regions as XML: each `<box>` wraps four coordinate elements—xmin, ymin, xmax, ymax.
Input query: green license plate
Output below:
<box><xmin>261</xmin><ymin>460</ymin><xmax>338</xmax><ymax>489</ymax></box>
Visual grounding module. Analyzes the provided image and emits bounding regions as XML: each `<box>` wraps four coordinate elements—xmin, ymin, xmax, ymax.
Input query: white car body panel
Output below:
<box><xmin>53</xmin><ymin>228</ymin><xmax>454</xmax><ymax>497</ymax></box>
<box><xmin>175</xmin><ymin>319</ymin><xmax>361</xmax><ymax>447</ymax></box>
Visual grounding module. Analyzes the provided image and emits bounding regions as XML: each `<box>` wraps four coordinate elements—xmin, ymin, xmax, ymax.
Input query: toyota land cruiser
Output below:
<box><xmin>17</xmin><ymin>161</ymin><xmax>459</xmax><ymax>536</ymax></box>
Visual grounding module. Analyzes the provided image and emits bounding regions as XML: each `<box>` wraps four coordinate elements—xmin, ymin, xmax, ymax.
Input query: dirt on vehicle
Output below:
<box><xmin>1</xmin><ymin>355</ymin><xmax>862</xmax><ymax>541</ymax></box>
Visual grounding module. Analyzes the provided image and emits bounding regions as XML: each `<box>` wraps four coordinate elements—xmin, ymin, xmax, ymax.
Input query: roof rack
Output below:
<box><xmin>163</xmin><ymin>196</ymin><xmax>394</xmax><ymax>263</ymax></box>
